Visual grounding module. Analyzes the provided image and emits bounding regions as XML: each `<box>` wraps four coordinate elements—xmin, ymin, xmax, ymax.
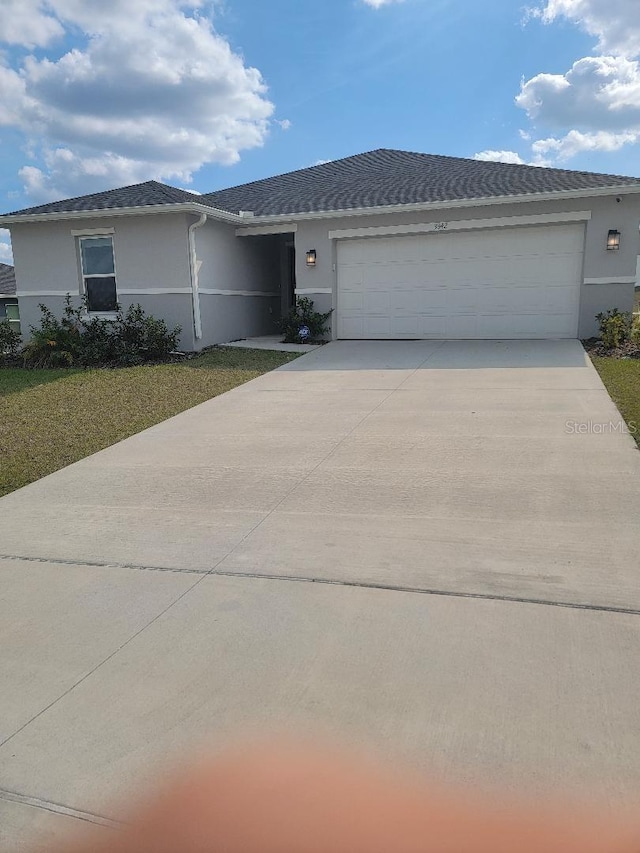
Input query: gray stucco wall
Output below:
<box><xmin>579</xmin><ymin>282</ymin><xmax>634</xmax><ymax>334</ymax></box>
<box><xmin>292</xmin><ymin>193</ymin><xmax>640</xmax><ymax>339</ymax></box>
<box><xmin>194</xmin><ymin>221</ymin><xmax>282</xmax><ymax>347</ymax></box>
<box><xmin>9</xmin><ymin>191</ymin><xmax>640</xmax><ymax>351</ymax></box>
<box><xmin>10</xmin><ymin>212</ymin><xmax>196</xmax><ymax>349</ymax></box>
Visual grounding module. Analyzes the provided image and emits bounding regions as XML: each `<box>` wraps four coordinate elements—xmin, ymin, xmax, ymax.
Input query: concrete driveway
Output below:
<box><xmin>2</xmin><ymin>340</ymin><xmax>640</xmax><ymax>849</ymax></box>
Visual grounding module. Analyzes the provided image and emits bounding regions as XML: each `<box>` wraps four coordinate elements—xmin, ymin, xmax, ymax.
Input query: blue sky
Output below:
<box><xmin>1</xmin><ymin>0</ymin><xmax>640</xmax><ymax>262</ymax></box>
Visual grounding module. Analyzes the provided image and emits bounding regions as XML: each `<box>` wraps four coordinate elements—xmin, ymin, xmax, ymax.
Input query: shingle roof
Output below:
<box><xmin>1</xmin><ymin>180</ymin><xmax>204</xmax><ymax>218</ymax></box>
<box><xmin>0</xmin><ymin>263</ymin><xmax>16</xmax><ymax>297</ymax></box>
<box><xmin>2</xmin><ymin>149</ymin><xmax>640</xmax><ymax>220</ymax></box>
<box><xmin>202</xmin><ymin>149</ymin><xmax>640</xmax><ymax>215</ymax></box>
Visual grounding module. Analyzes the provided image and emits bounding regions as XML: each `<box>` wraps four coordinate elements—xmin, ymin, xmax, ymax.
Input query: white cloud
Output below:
<box><xmin>276</xmin><ymin>119</ymin><xmax>292</xmax><ymax>130</ymax></box>
<box><xmin>0</xmin><ymin>230</ymin><xmax>13</xmax><ymax>265</ymax></box>
<box><xmin>16</xmin><ymin>148</ymin><xmax>175</xmax><ymax>202</ymax></box>
<box><xmin>510</xmin><ymin>4</ymin><xmax>640</xmax><ymax>167</ymax></box>
<box><xmin>473</xmin><ymin>150</ymin><xmax>526</xmax><ymax>164</ymax></box>
<box><xmin>531</xmin><ymin>129</ymin><xmax>639</xmax><ymax>163</ymax></box>
<box><xmin>516</xmin><ymin>55</ymin><xmax>640</xmax><ymax>131</ymax></box>
<box><xmin>0</xmin><ymin>0</ymin><xmax>64</xmax><ymax>48</ymax></box>
<box><xmin>537</xmin><ymin>0</ymin><xmax>640</xmax><ymax>58</ymax></box>
<box><xmin>362</xmin><ymin>0</ymin><xmax>404</xmax><ymax>7</ymax></box>
<box><xmin>0</xmin><ymin>1</ymin><xmax>274</xmax><ymax>202</ymax></box>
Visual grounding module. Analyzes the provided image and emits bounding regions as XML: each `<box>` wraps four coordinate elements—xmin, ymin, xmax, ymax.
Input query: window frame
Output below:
<box><xmin>78</xmin><ymin>234</ymin><xmax>119</xmax><ymax>315</ymax></box>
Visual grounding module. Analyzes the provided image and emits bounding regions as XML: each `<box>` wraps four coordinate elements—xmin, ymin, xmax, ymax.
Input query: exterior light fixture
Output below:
<box><xmin>607</xmin><ymin>229</ymin><xmax>621</xmax><ymax>250</ymax></box>
<box><xmin>306</xmin><ymin>249</ymin><xmax>317</xmax><ymax>267</ymax></box>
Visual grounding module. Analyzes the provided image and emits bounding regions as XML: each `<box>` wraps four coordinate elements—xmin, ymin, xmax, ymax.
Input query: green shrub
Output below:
<box><xmin>278</xmin><ymin>297</ymin><xmax>332</xmax><ymax>343</ymax></box>
<box><xmin>22</xmin><ymin>297</ymin><xmax>181</xmax><ymax>368</ymax></box>
<box><xmin>111</xmin><ymin>304</ymin><xmax>181</xmax><ymax>365</ymax></box>
<box><xmin>22</xmin><ymin>297</ymin><xmax>83</xmax><ymax>367</ymax></box>
<box><xmin>596</xmin><ymin>309</ymin><xmax>632</xmax><ymax>350</ymax></box>
<box><xmin>0</xmin><ymin>318</ymin><xmax>22</xmax><ymax>364</ymax></box>
<box><xmin>77</xmin><ymin>315</ymin><xmax>118</xmax><ymax>365</ymax></box>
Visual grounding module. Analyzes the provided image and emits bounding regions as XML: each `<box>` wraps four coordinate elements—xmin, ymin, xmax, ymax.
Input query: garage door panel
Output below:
<box><xmin>339</xmin><ymin>266</ymin><xmax>364</xmax><ymax>289</ymax></box>
<box><xmin>419</xmin><ymin>316</ymin><xmax>449</xmax><ymax>337</ymax></box>
<box><xmin>367</xmin><ymin>316</ymin><xmax>392</xmax><ymax>336</ymax></box>
<box><xmin>338</xmin><ymin>315</ymin><xmax>365</xmax><ymax>338</ymax></box>
<box><xmin>445</xmin><ymin>315</ymin><xmax>479</xmax><ymax>338</ymax></box>
<box><xmin>337</xmin><ymin>224</ymin><xmax>582</xmax><ymax>340</ymax></box>
<box><xmin>418</xmin><ymin>288</ymin><xmax>450</xmax><ymax>312</ymax></box>
<box><xmin>392</xmin><ymin>316</ymin><xmax>420</xmax><ymax>336</ymax></box>
<box><xmin>363</xmin><ymin>291</ymin><xmax>392</xmax><ymax>313</ymax></box>
<box><xmin>340</xmin><ymin>291</ymin><xmax>365</xmax><ymax>313</ymax></box>
<box><xmin>543</xmin><ymin>285</ymin><xmax>581</xmax><ymax>313</ymax></box>
<box><xmin>390</xmin><ymin>289</ymin><xmax>422</xmax><ymax>311</ymax></box>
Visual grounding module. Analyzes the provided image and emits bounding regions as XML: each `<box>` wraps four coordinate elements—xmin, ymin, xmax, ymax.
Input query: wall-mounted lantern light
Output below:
<box><xmin>306</xmin><ymin>249</ymin><xmax>317</xmax><ymax>267</ymax></box>
<box><xmin>607</xmin><ymin>229</ymin><xmax>621</xmax><ymax>250</ymax></box>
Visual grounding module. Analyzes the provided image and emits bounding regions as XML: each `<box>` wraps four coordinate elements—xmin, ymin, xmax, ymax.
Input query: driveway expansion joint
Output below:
<box><xmin>0</xmin><ymin>553</ymin><xmax>207</xmax><ymax>575</ymax></box>
<box><xmin>206</xmin><ymin>569</ymin><xmax>640</xmax><ymax>616</ymax></box>
<box><xmin>3</xmin><ymin>553</ymin><xmax>637</xmax><ymax>617</ymax></box>
<box><xmin>0</xmin><ymin>788</ymin><xmax>119</xmax><ymax>829</ymax></box>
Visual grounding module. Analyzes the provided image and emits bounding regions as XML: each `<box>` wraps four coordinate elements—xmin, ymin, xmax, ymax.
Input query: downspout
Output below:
<box><xmin>188</xmin><ymin>213</ymin><xmax>207</xmax><ymax>342</ymax></box>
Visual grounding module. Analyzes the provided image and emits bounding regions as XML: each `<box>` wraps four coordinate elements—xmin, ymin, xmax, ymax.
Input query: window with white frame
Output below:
<box><xmin>2</xmin><ymin>301</ymin><xmax>21</xmax><ymax>334</ymax></box>
<box><xmin>79</xmin><ymin>235</ymin><xmax>118</xmax><ymax>312</ymax></box>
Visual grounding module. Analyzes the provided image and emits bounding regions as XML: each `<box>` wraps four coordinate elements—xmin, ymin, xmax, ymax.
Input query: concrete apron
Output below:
<box><xmin>1</xmin><ymin>340</ymin><xmax>640</xmax><ymax>849</ymax></box>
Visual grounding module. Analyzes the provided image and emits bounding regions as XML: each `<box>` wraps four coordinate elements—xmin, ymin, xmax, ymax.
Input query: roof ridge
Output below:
<box><xmin>147</xmin><ymin>180</ymin><xmax>199</xmax><ymax>202</ymax></box>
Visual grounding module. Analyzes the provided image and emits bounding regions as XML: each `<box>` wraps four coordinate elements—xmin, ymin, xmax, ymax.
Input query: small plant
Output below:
<box><xmin>596</xmin><ymin>309</ymin><xmax>632</xmax><ymax>350</ymax></box>
<box><xmin>278</xmin><ymin>297</ymin><xmax>332</xmax><ymax>344</ymax></box>
<box><xmin>0</xmin><ymin>318</ymin><xmax>22</xmax><ymax>364</ymax></box>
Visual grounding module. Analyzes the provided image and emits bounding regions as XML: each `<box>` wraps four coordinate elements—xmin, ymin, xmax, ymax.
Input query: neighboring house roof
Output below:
<box><xmin>2</xmin><ymin>149</ymin><xmax>640</xmax><ymax>222</ymax></box>
<box><xmin>0</xmin><ymin>263</ymin><xmax>16</xmax><ymax>297</ymax></box>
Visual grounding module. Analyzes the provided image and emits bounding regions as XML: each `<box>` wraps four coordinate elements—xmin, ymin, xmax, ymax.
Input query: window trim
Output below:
<box><xmin>78</xmin><ymin>234</ymin><xmax>119</xmax><ymax>314</ymax></box>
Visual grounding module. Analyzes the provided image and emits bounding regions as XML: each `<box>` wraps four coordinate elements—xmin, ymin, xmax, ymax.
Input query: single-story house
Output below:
<box><xmin>1</xmin><ymin>149</ymin><xmax>640</xmax><ymax>349</ymax></box>
<box><xmin>0</xmin><ymin>263</ymin><xmax>20</xmax><ymax>333</ymax></box>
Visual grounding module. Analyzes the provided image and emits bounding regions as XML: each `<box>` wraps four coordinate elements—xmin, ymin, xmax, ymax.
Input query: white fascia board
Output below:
<box><xmin>328</xmin><ymin>210</ymin><xmax>592</xmax><ymax>240</ymax></box>
<box><xmin>0</xmin><ymin>202</ymin><xmax>242</xmax><ymax>226</ymax></box>
<box><xmin>247</xmin><ymin>184</ymin><xmax>640</xmax><ymax>225</ymax></box>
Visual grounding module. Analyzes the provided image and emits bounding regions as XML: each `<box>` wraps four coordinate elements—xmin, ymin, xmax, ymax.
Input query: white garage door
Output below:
<box><xmin>337</xmin><ymin>224</ymin><xmax>584</xmax><ymax>339</ymax></box>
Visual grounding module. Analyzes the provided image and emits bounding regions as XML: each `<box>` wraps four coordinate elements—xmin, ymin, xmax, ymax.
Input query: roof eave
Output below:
<box><xmin>0</xmin><ymin>201</ymin><xmax>242</xmax><ymax>226</ymax></box>
<box><xmin>243</xmin><ymin>183</ymin><xmax>640</xmax><ymax>225</ymax></box>
<box><xmin>3</xmin><ymin>182</ymin><xmax>639</xmax><ymax>228</ymax></box>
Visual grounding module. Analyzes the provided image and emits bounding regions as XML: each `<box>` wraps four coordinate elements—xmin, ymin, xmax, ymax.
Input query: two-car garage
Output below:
<box><xmin>336</xmin><ymin>223</ymin><xmax>585</xmax><ymax>340</ymax></box>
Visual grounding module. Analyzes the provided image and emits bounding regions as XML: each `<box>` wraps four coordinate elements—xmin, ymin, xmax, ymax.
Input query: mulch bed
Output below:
<box><xmin>582</xmin><ymin>338</ymin><xmax>640</xmax><ymax>359</ymax></box>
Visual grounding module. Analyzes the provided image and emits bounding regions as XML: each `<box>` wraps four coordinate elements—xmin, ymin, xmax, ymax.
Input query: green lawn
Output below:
<box><xmin>590</xmin><ymin>356</ymin><xmax>640</xmax><ymax>446</ymax></box>
<box><xmin>0</xmin><ymin>347</ymin><xmax>300</xmax><ymax>498</ymax></box>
